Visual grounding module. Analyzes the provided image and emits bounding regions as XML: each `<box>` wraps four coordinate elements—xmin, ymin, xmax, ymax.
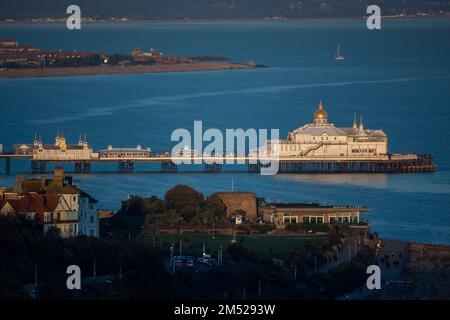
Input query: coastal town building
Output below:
<box><xmin>212</xmin><ymin>191</ymin><xmax>369</xmax><ymax>227</ymax></box>
<box><xmin>213</xmin><ymin>192</ymin><xmax>258</xmax><ymax>222</ymax></box>
<box><xmin>260</xmin><ymin>202</ymin><xmax>369</xmax><ymax>228</ymax></box>
<box><xmin>0</xmin><ymin>39</ymin><xmax>104</xmax><ymax>69</ymax></box>
<box><xmin>131</xmin><ymin>47</ymin><xmax>193</xmax><ymax>64</ymax></box>
<box><xmin>0</xmin><ymin>39</ymin><xmax>19</xmax><ymax>48</ymax></box>
<box><xmin>0</xmin><ymin>167</ymin><xmax>99</xmax><ymax>237</ymax></box>
<box><xmin>262</xmin><ymin>101</ymin><xmax>388</xmax><ymax>158</ymax></box>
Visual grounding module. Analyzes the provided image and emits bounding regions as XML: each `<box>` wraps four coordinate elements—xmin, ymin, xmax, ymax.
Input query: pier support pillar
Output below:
<box><xmin>31</xmin><ymin>161</ymin><xmax>39</xmax><ymax>174</ymax></box>
<box><xmin>118</xmin><ymin>161</ymin><xmax>134</xmax><ymax>173</ymax></box>
<box><xmin>75</xmin><ymin>162</ymin><xmax>83</xmax><ymax>174</ymax></box>
<box><xmin>83</xmin><ymin>161</ymin><xmax>91</xmax><ymax>174</ymax></box>
<box><xmin>248</xmin><ymin>163</ymin><xmax>260</xmax><ymax>173</ymax></box>
<box><xmin>248</xmin><ymin>161</ymin><xmax>273</xmax><ymax>173</ymax></box>
<box><xmin>204</xmin><ymin>163</ymin><xmax>222</xmax><ymax>173</ymax></box>
<box><xmin>5</xmin><ymin>157</ymin><xmax>11</xmax><ymax>175</ymax></box>
<box><xmin>31</xmin><ymin>161</ymin><xmax>46</xmax><ymax>174</ymax></box>
<box><xmin>161</xmin><ymin>161</ymin><xmax>177</xmax><ymax>173</ymax></box>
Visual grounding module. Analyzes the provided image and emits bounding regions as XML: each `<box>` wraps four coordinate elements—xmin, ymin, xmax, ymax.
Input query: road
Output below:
<box><xmin>337</xmin><ymin>239</ymin><xmax>409</xmax><ymax>300</ymax></box>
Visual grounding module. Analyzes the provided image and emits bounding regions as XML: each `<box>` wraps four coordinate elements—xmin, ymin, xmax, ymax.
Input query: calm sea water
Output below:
<box><xmin>1</xmin><ymin>19</ymin><xmax>449</xmax><ymax>244</ymax></box>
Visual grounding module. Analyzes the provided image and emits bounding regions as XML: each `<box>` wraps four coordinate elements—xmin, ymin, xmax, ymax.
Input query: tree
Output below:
<box><xmin>118</xmin><ymin>195</ymin><xmax>144</xmax><ymax>216</ymax></box>
<box><xmin>157</xmin><ymin>210</ymin><xmax>183</xmax><ymax>228</ymax></box>
<box><xmin>192</xmin><ymin>209</ymin><xmax>214</xmax><ymax>229</ymax></box>
<box><xmin>119</xmin><ymin>195</ymin><xmax>164</xmax><ymax>216</ymax></box>
<box><xmin>143</xmin><ymin>196</ymin><xmax>165</xmax><ymax>216</ymax></box>
<box><xmin>204</xmin><ymin>195</ymin><xmax>227</xmax><ymax>223</ymax></box>
<box><xmin>164</xmin><ymin>185</ymin><xmax>204</xmax><ymax>222</ymax></box>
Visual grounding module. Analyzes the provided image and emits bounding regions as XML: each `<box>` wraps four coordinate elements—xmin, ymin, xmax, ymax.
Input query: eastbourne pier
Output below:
<box><xmin>0</xmin><ymin>138</ymin><xmax>436</xmax><ymax>175</ymax></box>
<box><xmin>0</xmin><ymin>103</ymin><xmax>437</xmax><ymax>175</ymax></box>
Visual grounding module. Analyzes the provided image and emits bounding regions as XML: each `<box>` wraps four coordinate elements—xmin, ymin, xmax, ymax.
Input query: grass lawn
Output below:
<box><xmin>148</xmin><ymin>233</ymin><xmax>327</xmax><ymax>258</ymax></box>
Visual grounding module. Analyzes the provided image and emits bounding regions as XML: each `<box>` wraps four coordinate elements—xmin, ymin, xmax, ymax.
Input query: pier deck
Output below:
<box><xmin>0</xmin><ymin>153</ymin><xmax>436</xmax><ymax>175</ymax></box>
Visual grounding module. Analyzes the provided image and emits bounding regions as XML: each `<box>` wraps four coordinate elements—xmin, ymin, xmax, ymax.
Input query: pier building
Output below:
<box><xmin>0</xmin><ymin>103</ymin><xmax>436</xmax><ymax>175</ymax></box>
<box><xmin>264</xmin><ymin>101</ymin><xmax>388</xmax><ymax>158</ymax></box>
<box><xmin>99</xmin><ymin>144</ymin><xmax>152</xmax><ymax>158</ymax></box>
<box><xmin>14</xmin><ymin>133</ymin><xmax>92</xmax><ymax>161</ymax></box>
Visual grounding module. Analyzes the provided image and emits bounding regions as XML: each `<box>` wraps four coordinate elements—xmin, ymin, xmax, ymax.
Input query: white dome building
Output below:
<box><xmin>267</xmin><ymin>101</ymin><xmax>388</xmax><ymax>158</ymax></box>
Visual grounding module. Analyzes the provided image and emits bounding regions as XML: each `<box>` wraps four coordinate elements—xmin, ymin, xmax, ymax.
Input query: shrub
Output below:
<box><xmin>255</xmin><ymin>224</ymin><xmax>275</xmax><ymax>234</ymax></box>
<box><xmin>286</xmin><ymin>224</ymin><xmax>329</xmax><ymax>234</ymax></box>
<box><xmin>301</xmin><ymin>224</ymin><xmax>330</xmax><ymax>234</ymax></box>
<box><xmin>286</xmin><ymin>224</ymin><xmax>301</xmax><ymax>233</ymax></box>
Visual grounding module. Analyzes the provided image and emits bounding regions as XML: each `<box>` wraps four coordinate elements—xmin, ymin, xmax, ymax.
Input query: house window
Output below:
<box><xmin>317</xmin><ymin>217</ymin><xmax>323</xmax><ymax>224</ymax></box>
<box><xmin>303</xmin><ymin>216</ymin><xmax>309</xmax><ymax>223</ymax></box>
<box><xmin>26</xmin><ymin>212</ymin><xmax>35</xmax><ymax>220</ymax></box>
<box><xmin>90</xmin><ymin>215</ymin><xmax>94</xmax><ymax>224</ymax></box>
<box><xmin>284</xmin><ymin>216</ymin><xmax>297</xmax><ymax>224</ymax></box>
<box><xmin>44</xmin><ymin>212</ymin><xmax>51</xmax><ymax>222</ymax></box>
<box><xmin>310</xmin><ymin>217</ymin><xmax>317</xmax><ymax>224</ymax></box>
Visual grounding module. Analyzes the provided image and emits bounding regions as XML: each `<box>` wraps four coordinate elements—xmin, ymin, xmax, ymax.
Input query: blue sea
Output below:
<box><xmin>1</xmin><ymin>19</ymin><xmax>449</xmax><ymax>244</ymax></box>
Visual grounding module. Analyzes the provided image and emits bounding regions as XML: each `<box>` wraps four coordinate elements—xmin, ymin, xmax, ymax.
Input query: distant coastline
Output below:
<box><xmin>0</xmin><ymin>62</ymin><xmax>259</xmax><ymax>78</ymax></box>
<box><xmin>1</xmin><ymin>15</ymin><xmax>450</xmax><ymax>25</ymax></box>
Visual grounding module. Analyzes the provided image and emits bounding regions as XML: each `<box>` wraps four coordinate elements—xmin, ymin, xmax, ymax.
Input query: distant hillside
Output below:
<box><xmin>1</xmin><ymin>0</ymin><xmax>449</xmax><ymax>20</ymax></box>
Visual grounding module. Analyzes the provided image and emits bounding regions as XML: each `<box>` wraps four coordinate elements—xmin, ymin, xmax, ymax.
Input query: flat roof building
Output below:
<box><xmin>260</xmin><ymin>202</ymin><xmax>370</xmax><ymax>227</ymax></box>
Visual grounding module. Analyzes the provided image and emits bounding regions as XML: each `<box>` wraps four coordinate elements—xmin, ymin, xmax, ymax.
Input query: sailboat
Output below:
<box><xmin>335</xmin><ymin>43</ymin><xmax>345</xmax><ymax>61</ymax></box>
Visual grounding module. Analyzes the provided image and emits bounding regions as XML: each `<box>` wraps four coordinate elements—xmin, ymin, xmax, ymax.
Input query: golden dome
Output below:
<box><xmin>313</xmin><ymin>101</ymin><xmax>328</xmax><ymax>119</ymax></box>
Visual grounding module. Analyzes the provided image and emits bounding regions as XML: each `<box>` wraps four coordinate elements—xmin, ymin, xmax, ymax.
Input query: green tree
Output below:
<box><xmin>164</xmin><ymin>185</ymin><xmax>204</xmax><ymax>222</ymax></box>
<box><xmin>192</xmin><ymin>209</ymin><xmax>214</xmax><ymax>229</ymax></box>
<box><xmin>203</xmin><ymin>195</ymin><xmax>227</xmax><ymax>223</ymax></box>
<box><xmin>157</xmin><ymin>210</ymin><xmax>183</xmax><ymax>228</ymax></box>
<box><xmin>143</xmin><ymin>196</ymin><xmax>164</xmax><ymax>215</ymax></box>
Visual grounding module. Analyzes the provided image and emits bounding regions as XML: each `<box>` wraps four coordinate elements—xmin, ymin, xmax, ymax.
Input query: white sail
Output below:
<box><xmin>335</xmin><ymin>43</ymin><xmax>345</xmax><ymax>60</ymax></box>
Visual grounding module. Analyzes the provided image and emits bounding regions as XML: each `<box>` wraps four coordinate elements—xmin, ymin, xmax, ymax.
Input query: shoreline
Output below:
<box><xmin>0</xmin><ymin>62</ymin><xmax>258</xmax><ymax>78</ymax></box>
<box><xmin>1</xmin><ymin>15</ymin><xmax>449</xmax><ymax>25</ymax></box>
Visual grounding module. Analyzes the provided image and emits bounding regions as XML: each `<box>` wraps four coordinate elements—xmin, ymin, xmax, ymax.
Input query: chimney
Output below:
<box><xmin>54</xmin><ymin>166</ymin><xmax>64</xmax><ymax>178</ymax></box>
<box><xmin>40</xmin><ymin>175</ymin><xmax>46</xmax><ymax>190</ymax></box>
<box><xmin>53</xmin><ymin>166</ymin><xmax>64</xmax><ymax>187</ymax></box>
<box><xmin>13</xmin><ymin>175</ymin><xmax>26</xmax><ymax>193</ymax></box>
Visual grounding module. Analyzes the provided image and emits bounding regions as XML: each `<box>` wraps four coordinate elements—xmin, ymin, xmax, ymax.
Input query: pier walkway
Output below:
<box><xmin>0</xmin><ymin>152</ymin><xmax>436</xmax><ymax>175</ymax></box>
